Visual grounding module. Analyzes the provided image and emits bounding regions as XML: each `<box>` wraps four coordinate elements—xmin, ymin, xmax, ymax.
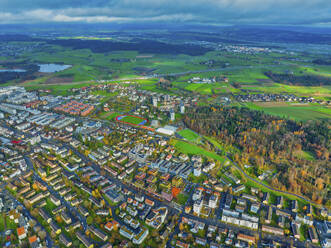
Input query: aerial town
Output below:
<box><xmin>0</xmin><ymin>85</ymin><xmax>330</xmax><ymax>248</ymax></box>
<box><xmin>1</xmin><ymin>1</ymin><xmax>331</xmax><ymax>246</ymax></box>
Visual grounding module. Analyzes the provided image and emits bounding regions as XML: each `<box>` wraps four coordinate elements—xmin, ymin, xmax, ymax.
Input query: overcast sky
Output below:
<box><xmin>0</xmin><ymin>0</ymin><xmax>330</xmax><ymax>25</ymax></box>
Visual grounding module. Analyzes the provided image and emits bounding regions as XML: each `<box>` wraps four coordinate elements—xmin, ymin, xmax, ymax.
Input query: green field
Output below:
<box><xmin>13</xmin><ymin>42</ymin><xmax>330</xmax><ymax>103</ymax></box>
<box><xmin>293</xmin><ymin>150</ymin><xmax>315</xmax><ymax>161</ymax></box>
<box><xmin>91</xmin><ymin>90</ymin><xmax>119</xmax><ymax>103</ymax></box>
<box><xmin>6</xmin><ymin>38</ymin><xmax>330</xmax><ymax>127</ymax></box>
<box><xmin>226</xmin><ymin>67</ymin><xmax>271</xmax><ymax>83</ymax></box>
<box><xmin>177</xmin><ymin>129</ymin><xmax>201</xmax><ymax>142</ymax></box>
<box><xmin>170</xmin><ymin>139</ymin><xmax>226</xmax><ymax>163</ymax></box>
<box><xmin>240</xmin><ymin>83</ymin><xmax>331</xmax><ymax>99</ymax></box>
<box><xmin>174</xmin><ymin>193</ymin><xmax>190</xmax><ymax>205</ymax></box>
<box><xmin>20</xmin><ymin>47</ymin><xmax>226</xmax><ymax>85</ymax></box>
<box><xmin>58</xmin><ymin>36</ymin><xmax>113</xmax><ymax>40</ymax></box>
<box><xmin>0</xmin><ymin>214</ymin><xmax>5</xmax><ymax>232</ymax></box>
<box><xmin>169</xmin><ymin>64</ymin><xmax>331</xmax><ymax>98</ymax></box>
<box><xmin>24</xmin><ymin>82</ymin><xmax>95</xmax><ymax>95</ymax></box>
<box><xmin>243</xmin><ymin>102</ymin><xmax>331</xmax><ymax>121</ymax></box>
<box><xmin>184</xmin><ymin>83</ymin><xmax>217</xmax><ymax>94</ymax></box>
<box><xmin>100</xmin><ymin>111</ymin><xmax>121</xmax><ymax>120</ymax></box>
<box><xmin>262</xmin><ymin>106</ymin><xmax>330</xmax><ymax>121</ymax></box>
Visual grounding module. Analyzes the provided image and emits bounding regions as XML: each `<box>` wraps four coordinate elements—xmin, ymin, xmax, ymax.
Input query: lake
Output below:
<box><xmin>38</xmin><ymin>64</ymin><xmax>71</xmax><ymax>73</ymax></box>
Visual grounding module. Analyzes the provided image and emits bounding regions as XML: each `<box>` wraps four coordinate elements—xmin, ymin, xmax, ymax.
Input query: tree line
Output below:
<box><xmin>184</xmin><ymin>105</ymin><xmax>330</xmax><ymax>206</ymax></box>
<box><xmin>265</xmin><ymin>71</ymin><xmax>331</xmax><ymax>86</ymax></box>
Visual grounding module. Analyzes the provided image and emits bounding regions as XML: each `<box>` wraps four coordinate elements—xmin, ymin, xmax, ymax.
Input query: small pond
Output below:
<box><xmin>38</xmin><ymin>64</ymin><xmax>71</xmax><ymax>73</ymax></box>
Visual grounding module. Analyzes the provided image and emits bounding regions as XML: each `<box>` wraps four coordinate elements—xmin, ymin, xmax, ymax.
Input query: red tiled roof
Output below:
<box><xmin>17</xmin><ymin>226</ymin><xmax>25</xmax><ymax>236</ymax></box>
<box><xmin>29</xmin><ymin>235</ymin><xmax>37</xmax><ymax>244</ymax></box>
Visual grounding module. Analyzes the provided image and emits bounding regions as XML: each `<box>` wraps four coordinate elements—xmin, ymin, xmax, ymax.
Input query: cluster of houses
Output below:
<box><xmin>188</xmin><ymin>77</ymin><xmax>217</xmax><ymax>84</ymax></box>
<box><xmin>217</xmin><ymin>44</ymin><xmax>274</xmax><ymax>54</ymax></box>
<box><xmin>0</xmin><ymin>190</ymin><xmax>45</xmax><ymax>247</ymax></box>
<box><xmin>176</xmin><ymin>216</ymin><xmax>258</xmax><ymax>248</ymax></box>
<box><xmin>117</xmin><ymin>195</ymin><xmax>168</xmax><ymax>244</ymax></box>
<box><xmin>54</xmin><ymin>100</ymin><xmax>95</xmax><ymax>116</ymax></box>
<box><xmin>190</xmin><ymin>187</ymin><xmax>220</xmax><ymax>217</ymax></box>
<box><xmin>234</xmin><ymin>93</ymin><xmax>330</xmax><ymax>105</ymax></box>
<box><xmin>0</xmin><ymin>43</ymin><xmax>45</xmax><ymax>57</ymax></box>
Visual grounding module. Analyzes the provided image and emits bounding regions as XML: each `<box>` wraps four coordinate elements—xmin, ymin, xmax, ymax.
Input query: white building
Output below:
<box><xmin>152</xmin><ymin>97</ymin><xmax>158</xmax><ymax>107</ymax></box>
<box><xmin>193</xmin><ymin>199</ymin><xmax>203</xmax><ymax>215</ymax></box>
<box><xmin>209</xmin><ymin>195</ymin><xmax>218</xmax><ymax>209</ymax></box>
<box><xmin>170</xmin><ymin>109</ymin><xmax>175</xmax><ymax>121</ymax></box>
<box><xmin>192</xmin><ymin>189</ymin><xmax>203</xmax><ymax>201</ymax></box>
<box><xmin>16</xmin><ymin>122</ymin><xmax>31</xmax><ymax>131</ymax></box>
<box><xmin>156</xmin><ymin>125</ymin><xmax>178</xmax><ymax>136</ymax></box>
<box><xmin>133</xmin><ymin>227</ymin><xmax>149</xmax><ymax>244</ymax></box>
<box><xmin>194</xmin><ymin>166</ymin><xmax>201</xmax><ymax>177</ymax></box>
<box><xmin>180</xmin><ymin>101</ymin><xmax>185</xmax><ymax>114</ymax></box>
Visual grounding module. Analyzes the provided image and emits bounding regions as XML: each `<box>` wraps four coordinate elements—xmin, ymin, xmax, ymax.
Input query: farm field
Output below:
<box><xmin>243</xmin><ymin>102</ymin><xmax>331</xmax><ymax>121</ymax></box>
<box><xmin>168</xmin><ymin>64</ymin><xmax>331</xmax><ymax>98</ymax></box>
<box><xmin>184</xmin><ymin>82</ymin><xmax>228</xmax><ymax>95</ymax></box>
<box><xmin>295</xmin><ymin>65</ymin><xmax>331</xmax><ymax>78</ymax></box>
<box><xmin>25</xmin><ymin>82</ymin><xmax>95</xmax><ymax>95</ymax></box>
<box><xmin>9</xmin><ymin>40</ymin><xmax>329</xmax><ymax>103</ymax></box>
<box><xmin>240</xmin><ymin>83</ymin><xmax>331</xmax><ymax>98</ymax></box>
<box><xmin>19</xmin><ymin>47</ymin><xmax>223</xmax><ymax>85</ymax></box>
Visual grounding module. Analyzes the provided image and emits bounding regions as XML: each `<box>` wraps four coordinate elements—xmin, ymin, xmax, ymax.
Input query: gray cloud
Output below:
<box><xmin>0</xmin><ymin>0</ymin><xmax>330</xmax><ymax>25</ymax></box>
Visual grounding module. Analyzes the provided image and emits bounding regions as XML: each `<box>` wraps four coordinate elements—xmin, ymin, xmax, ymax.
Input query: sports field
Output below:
<box><xmin>115</xmin><ymin>114</ymin><xmax>148</xmax><ymax>126</ymax></box>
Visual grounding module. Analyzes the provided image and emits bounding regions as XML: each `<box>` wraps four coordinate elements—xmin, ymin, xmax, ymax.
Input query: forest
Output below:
<box><xmin>265</xmin><ymin>71</ymin><xmax>331</xmax><ymax>86</ymax></box>
<box><xmin>223</xmin><ymin>26</ymin><xmax>331</xmax><ymax>45</ymax></box>
<box><xmin>313</xmin><ymin>58</ymin><xmax>331</xmax><ymax>65</ymax></box>
<box><xmin>47</xmin><ymin>38</ymin><xmax>212</xmax><ymax>56</ymax></box>
<box><xmin>0</xmin><ymin>34</ymin><xmax>41</xmax><ymax>42</ymax></box>
<box><xmin>0</xmin><ymin>62</ymin><xmax>39</xmax><ymax>84</ymax></box>
<box><xmin>184</xmin><ymin>106</ymin><xmax>331</xmax><ymax>206</ymax></box>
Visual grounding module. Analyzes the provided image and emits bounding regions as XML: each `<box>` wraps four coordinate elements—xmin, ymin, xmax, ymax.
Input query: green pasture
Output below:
<box><xmin>25</xmin><ymin>82</ymin><xmax>94</xmax><ymax>95</ymax></box>
<box><xmin>243</xmin><ymin>102</ymin><xmax>331</xmax><ymax>121</ymax></box>
<box><xmin>170</xmin><ymin>139</ymin><xmax>226</xmax><ymax>163</ymax></box>
<box><xmin>177</xmin><ymin>129</ymin><xmax>201</xmax><ymax>142</ymax></box>
<box><xmin>100</xmin><ymin>111</ymin><xmax>121</xmax><ymax>121</ymax></box>
<box><xmin>293</xmin><ymin>150</ymin><xmax>315</xmax><ymax>161</ymax></box>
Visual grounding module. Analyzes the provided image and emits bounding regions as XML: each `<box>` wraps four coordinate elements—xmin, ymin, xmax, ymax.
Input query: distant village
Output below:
<box><xmin>234</xmin><ymin>93</ymin><xmax>330</xmax><ymax>105</ymax></box>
